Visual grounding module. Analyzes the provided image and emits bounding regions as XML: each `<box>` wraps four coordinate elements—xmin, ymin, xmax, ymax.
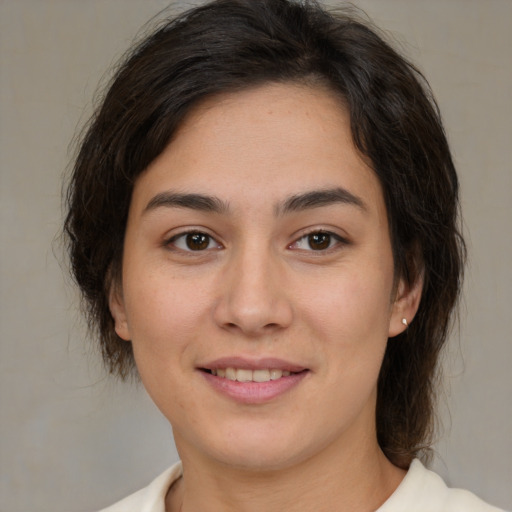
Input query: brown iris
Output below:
<box><xmin>308</xmin><ymin>232</ymin><xmax>331</xmax><ymax>250</ymax></box>
<box><xmin>186</xmin><ymin>233</ymin><xmax>210</xmax><ymax>250</ymax></box>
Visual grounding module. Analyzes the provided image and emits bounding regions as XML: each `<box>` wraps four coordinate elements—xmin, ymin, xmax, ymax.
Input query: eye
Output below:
<box><xmin>167</xmin><ymin>231</ymin><xmax>221</xmax><ymax>252</ymax></box>
<box><xmin>290</xmin><ymin>231</ymin><xmax>344</xmax><ymax>251</ymax></box>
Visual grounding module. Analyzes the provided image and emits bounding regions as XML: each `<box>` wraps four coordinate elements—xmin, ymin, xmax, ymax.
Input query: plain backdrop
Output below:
<box><xmin>1</xmin><ymin>1</ymin><xmax>511</xmax><ymax>511</ymax></box>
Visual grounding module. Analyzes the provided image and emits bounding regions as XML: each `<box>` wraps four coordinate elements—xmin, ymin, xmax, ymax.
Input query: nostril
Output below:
<box><xmin>224</xmin><ymin>321</ymin><xmax>281</xmax><ymax>332</ymax></box>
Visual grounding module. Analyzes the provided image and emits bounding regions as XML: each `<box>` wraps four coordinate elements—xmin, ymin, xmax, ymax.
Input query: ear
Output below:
<box><xmin>108</xmin><ymin>283</ymin><xmax>131</xmax><ymax>341</ymax></box>
<box><xmin>388</xmin><ymin>272</ymin><xmax>423</xmax><ymax>337</ymax></box>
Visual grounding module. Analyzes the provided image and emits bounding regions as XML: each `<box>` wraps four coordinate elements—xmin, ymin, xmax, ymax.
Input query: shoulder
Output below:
<box><xmin>97</xmin><ymin>461</ymin><xmax>183</xmax><ymax>512</ymax></box>
<box><xmin>378</xmin><ymin>459</ymin><xmax>505</xmax><ymax>512</ymax></box>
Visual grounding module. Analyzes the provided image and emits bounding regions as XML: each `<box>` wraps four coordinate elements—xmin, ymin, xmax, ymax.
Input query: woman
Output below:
<box><xmin>64</xmin><ymin>0</ymin><xmax>503</xmax><ymax>510</ymax></box>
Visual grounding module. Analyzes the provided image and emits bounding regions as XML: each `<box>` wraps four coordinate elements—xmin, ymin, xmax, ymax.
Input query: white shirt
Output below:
<box><xmin>98</xmin><ymin>459</ymin><xmax>505</xmax><ymax>512</ymax></box>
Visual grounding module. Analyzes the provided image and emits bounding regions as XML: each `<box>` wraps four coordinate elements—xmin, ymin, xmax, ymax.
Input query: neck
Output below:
<box><xmin>167</xmin><ymin>433</ymin><xmax>406</xmax><ymax>512</ymax></box>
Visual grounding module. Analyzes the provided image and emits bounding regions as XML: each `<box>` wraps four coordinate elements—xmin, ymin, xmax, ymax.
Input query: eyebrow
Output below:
<box><xmin>143</xmin><ymin>192</ymin><xmax>229</xmax><ymax>215</ymax></box>
<box><xmin>276</xmin><ymin>187</ymin><xmax>367</xmax><ymax>215</ymax></box>
<box><xmin>143</xmin><ymin>187</ymin><xmax>366</xmax><ymax>216</ymax></box>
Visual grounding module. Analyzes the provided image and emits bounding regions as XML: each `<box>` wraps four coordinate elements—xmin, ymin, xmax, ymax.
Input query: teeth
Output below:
<box><xmin>211</xmin><ymin>367</ymin><xmax>295</xmax><ymax>382</ymax></box>
<box><xmin>253</xmin><ymin>369</ymin><xmax>270</xmax><ymax>382</ymax></box>
<box><xmin>225</xmin><ymin>367</ymin><xmax>236</xmax><ymax>380</ymax></box>
<box><xmin>270</xmin><ymin>369</ymin><xmax>282</xmax><ymax>380</ymax></box>
<box><xmin>236</xmin><ymin>369</ymin><xmax>252</xmax><ymax>382</ymax></box>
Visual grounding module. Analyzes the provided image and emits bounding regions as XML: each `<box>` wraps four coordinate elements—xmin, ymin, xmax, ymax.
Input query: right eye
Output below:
<box><xmin>167</xmin><ymin>231</ymin><xmax>222</xmax><ymax>252</ymax></box>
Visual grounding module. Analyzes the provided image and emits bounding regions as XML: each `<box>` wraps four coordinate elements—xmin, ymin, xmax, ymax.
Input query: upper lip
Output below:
<box><xmin>198</xmin><ymin>356</ymin><xmax>307</xmax><ymax>373</ymax></box>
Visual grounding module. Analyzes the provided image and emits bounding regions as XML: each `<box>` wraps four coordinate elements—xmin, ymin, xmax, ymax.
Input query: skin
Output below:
<box><xmin>110</xmin><ymin>83</ymin><xmax>422</xmax><ymax>512</ymax></box>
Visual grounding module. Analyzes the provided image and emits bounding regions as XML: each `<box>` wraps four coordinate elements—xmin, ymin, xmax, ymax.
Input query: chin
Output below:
<box><xmin>213</xmin><ymin>445</ymin><xmax>306</xmax><ymax>472</ymax></box>
<box><xmin>194</xmin><ymin>421</ymin><xmax>324</xmax><ymax>473</ymax></box>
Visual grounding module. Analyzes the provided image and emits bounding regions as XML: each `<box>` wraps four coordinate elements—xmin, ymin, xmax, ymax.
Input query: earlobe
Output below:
<box><xmin>388</xmin><ymin>272</ymin><xmax>423</xmax><ymax>338</ymax></box>
<box><xmin>108</xmin><ymin>285</ymin><xmax>131</xmax><ymax>341</ymax></box>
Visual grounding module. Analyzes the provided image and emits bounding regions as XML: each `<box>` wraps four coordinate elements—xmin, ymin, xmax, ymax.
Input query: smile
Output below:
<box><xmin>199</xmin><ymin>359</ymin><xmax>309</xmax><ymax>404</ymax></box>
<box><xmin>206</xmin><ymin>368</ymin><xmax>293</xmax><ymax>382</ymax></box>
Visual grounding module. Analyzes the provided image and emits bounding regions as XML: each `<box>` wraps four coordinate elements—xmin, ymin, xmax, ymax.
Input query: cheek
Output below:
<box><xmin>303</xmin><ymin>265</ymin><xmax>393</xmax><ymax>409</ymax></box>
<box><xmin>122</xmin><ymin>265</ymin><xmax>210</xmax><ymax>360</ymax></box>
<box><xmin>121</xmin><ymin>270</ymin><xmax>210</xmax><ymax>410</ymax></box>
<box><xmin>299</xmin><ymin>262</ymin><xmax>394</xmax><ymax>344</ymax></box>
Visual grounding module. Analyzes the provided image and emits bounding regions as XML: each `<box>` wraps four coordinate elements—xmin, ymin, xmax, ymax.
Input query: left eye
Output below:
<box><xmin>168</xmin><ymin>232</ymin><xmax>221</xmax><ymax>251</ymax></box>
<box><xmin>292</xmin><ymin>232</ymin><xmax>341</xmax><ymax>251</ymax></box>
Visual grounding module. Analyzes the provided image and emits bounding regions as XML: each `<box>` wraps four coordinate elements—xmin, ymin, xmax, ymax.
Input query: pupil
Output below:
<box><xmin>186</xmin><ymin>233</ymin><xmax>209</xmax><ymax>250</ymax></box>
<box><xmin>308</xmin><ymin>233</ymin><xmax>330</xmax><ymax>250</ymax></box>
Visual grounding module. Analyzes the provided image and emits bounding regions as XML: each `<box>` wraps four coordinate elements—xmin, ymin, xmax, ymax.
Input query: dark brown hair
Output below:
<box><xmin>64</xmin><ymin>0</ymin><xmax>465</xmax><ymax>468</ymax></box>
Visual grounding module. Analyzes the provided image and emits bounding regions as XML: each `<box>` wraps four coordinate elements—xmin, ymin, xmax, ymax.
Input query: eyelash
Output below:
<box><xmin>166</xmin><ymin>231</ymin><xmax>223</xmax><ymax>252</ymax></box>
<box><xmin>165</xmin><ymin>229</ymin><xmax>347</xmax><ymax>254</ymax></box>
<box><xmin>289</xmin><ymin>230</ymin><xmax>347</xmax><ymax>252</ymax></box>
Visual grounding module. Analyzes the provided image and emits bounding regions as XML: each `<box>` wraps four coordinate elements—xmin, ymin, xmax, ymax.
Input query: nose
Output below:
<box><xmin>213</xmin><ymin>243</ymin><xmax>293</xmax><ymax>337</ymax></box>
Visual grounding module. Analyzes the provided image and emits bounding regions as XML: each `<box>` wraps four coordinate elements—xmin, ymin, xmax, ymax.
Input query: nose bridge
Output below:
<box><xmin>214</xmin><ymin>237</ymin><xmax>292</xmax><ymax>335</ymax></box>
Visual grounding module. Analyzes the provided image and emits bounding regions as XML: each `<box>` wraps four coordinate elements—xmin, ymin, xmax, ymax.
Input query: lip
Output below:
<box><xmin>197</xmin><ymin>356</ymin><xmax>309</xmax><ymax>404</ymax></box>
<box><xmin>199</xmin><ymin>356</ymin><xmax>307</xmax><ymax>373</ymax></box>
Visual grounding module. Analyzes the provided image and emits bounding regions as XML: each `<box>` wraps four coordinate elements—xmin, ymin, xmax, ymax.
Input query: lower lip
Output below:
<box><xmin>200</xmin><ymin>371</ymin><xmax>308</xmax><ymax>404</ymax></box>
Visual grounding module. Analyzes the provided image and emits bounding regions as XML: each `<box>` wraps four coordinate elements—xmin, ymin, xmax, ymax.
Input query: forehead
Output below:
<box><xmin>130</xmin><ymin>82</ymin><xmax>383</xmax><ymax>215</ymax></box>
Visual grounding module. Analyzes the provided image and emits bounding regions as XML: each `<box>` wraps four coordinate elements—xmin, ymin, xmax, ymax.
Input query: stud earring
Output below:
<box><xmin>401</xmin><ymin>318</ymin><xmax>408</xmax><ymax>327</ymax></box>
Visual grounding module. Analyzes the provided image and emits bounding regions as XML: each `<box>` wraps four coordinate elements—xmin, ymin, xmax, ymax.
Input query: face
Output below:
<box><xmin>110</xmin><ymin>83</ymin><xmax>420</xmax><ymax>471</ymax></box>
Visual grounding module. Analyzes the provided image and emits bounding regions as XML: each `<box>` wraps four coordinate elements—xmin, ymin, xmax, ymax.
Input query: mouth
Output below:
<box><xmin>198</xmin><ymin>358</ymin><xmax>309</xmax><ymax>403</ymax></box>
<box><xmin>201</xmin><ymin>367</ymin><xmax>305</xmax><ymax>382</ymax></box>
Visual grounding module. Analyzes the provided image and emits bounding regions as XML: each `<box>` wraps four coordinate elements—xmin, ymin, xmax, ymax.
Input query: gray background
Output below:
<box><xmin>1</xmin><ymin>1</ymin><xmax>511</xmax><ymax>511</ymax></box>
